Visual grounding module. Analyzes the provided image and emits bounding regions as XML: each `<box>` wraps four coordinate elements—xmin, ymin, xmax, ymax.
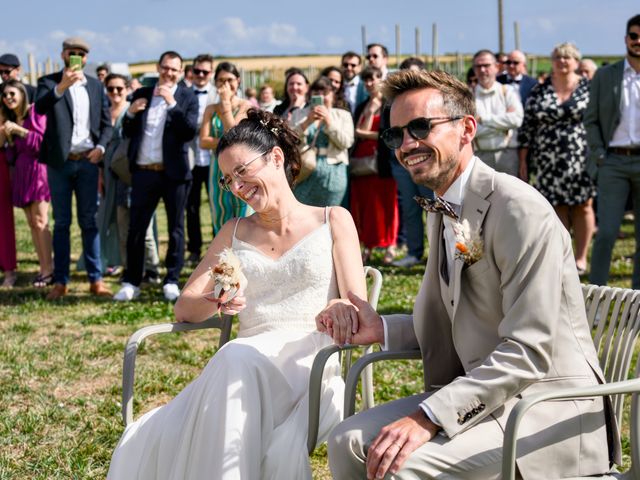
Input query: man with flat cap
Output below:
<box><xmin>0</xmin><ymin>53</ymin><xmax>35</xmax><ymax>102</ymax></box>
<box><xmin>35</xmin><ymin>36</ymin><xmax>113</xmax><ymax>299</ymax></box>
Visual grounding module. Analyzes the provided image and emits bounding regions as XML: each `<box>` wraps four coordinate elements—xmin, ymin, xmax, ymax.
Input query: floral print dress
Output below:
<box><xmin>518</xmin><ymin>77</ymin><xmax>595</xmax><ymax>206</ymax></box>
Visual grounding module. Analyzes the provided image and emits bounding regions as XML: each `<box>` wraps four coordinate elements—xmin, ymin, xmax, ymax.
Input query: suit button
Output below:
<box><xmin>465</xmin><ymin>412</ymin><xmax>472</xmax><ymax>421</ymax></box>
<box><xmin>479</xmin><ymin>404</ymin><xmax>486</xmax><ymax>411</ymax></box>
<box><xmin>457</xmin><ymin>416</ymin><xmax>465</xmax><ymax>425</ymax></box>
<box><xmin>451</xmin><ymin>300</ymin><xmax>454</xmax><ymax>306</ymax></box>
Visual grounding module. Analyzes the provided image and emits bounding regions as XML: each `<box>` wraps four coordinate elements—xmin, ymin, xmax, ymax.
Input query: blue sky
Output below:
<box><xmin>1</xmin><ymin>1</ymin><xmax>636</xmax><ymax>65</ymax></box>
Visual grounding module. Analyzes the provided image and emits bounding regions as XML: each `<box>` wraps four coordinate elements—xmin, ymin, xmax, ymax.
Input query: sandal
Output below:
<box><xmin>33</xmin><ymin>273</ymin><xmax>54</xmax><ymax>288</ymax></box>
<box><xmin>383</xmin><ymin>246</ymin><xmax>397</xmax><ymax>265</ymax></box>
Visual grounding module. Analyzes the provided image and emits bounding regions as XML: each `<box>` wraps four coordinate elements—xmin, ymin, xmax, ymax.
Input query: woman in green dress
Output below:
<box><xmin>200</xmin><ymin>62</ymin><xmax>251</xmax><ymax>235</ymax></box>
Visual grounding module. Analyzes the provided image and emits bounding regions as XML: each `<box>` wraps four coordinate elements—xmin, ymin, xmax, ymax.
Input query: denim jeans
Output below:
<box><xmin>47</xmin><ymin>160</ymin><xmax>102</xmax><ymax>285</ymax></box>
<box><xmin>590</xmin><ymin>153</ymin><xmax>640</xmax><ymax>289</ymax></box>
<box><xmin>389</xmin><ymin>159</ymin><xmax>434</xmax><ymax>259</ymax></box>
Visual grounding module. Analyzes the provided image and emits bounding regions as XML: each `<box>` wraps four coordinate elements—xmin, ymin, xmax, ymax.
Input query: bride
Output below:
<box><xmin>108</xmin><ymin>109</ymin><xmax>366</xmax><ymax>479</ymax></box>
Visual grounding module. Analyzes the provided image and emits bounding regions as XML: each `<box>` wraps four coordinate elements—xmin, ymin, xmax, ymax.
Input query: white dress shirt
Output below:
<box><xmin>193</xmin><ymin>84</ymin><xmax>213</xmax><ymax>167</ymax></box>
<box><xmin>381</xmin><ymin>156</ymin><xmax>477</xmax><ymax>428</ymax></box>
<box><xmin>55</xmin><ymin>76</ymin><xmax>95</xmax><ymax>154</ymax></box>
<box><xmin>343</xmin><ymin>75</ymin><xmax>361</xmax><ymax>114</ymax></box>
<box><xmin>137</xmin><ymin>85</ymin><xmax>178</xmax><ymax>165</ymax></box>
<box><xmin>610</xmin><ymin>59</ymin><xmax>640</xmax><ymax>147</ymax></box>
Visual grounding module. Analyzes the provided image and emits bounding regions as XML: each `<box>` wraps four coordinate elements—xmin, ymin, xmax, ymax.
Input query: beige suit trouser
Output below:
<box><xmin>328</xmin><ymin>393</ymin><xmax>507</xmax><ymax>480</ymax></box>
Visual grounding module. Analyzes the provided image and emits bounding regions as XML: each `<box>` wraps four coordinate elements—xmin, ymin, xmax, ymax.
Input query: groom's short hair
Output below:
<box><xmin>382</xmin><ymin>70</ymin><xmax>476</xmax><ymax>118</ymax></box>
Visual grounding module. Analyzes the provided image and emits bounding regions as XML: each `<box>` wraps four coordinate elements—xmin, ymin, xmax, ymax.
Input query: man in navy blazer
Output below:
<box><xmin>497</xmin><ymin>50</ymin><xmax>538</xmax><ymax>107</ymax></box>
<box><xmin>114</xmin><ymin>50</ymin><xmax>198</xmax><ymax>302</ymax></box>
<box><xmin>35</xmin><ymin>36</ymin><xmax>113</xmax><ymax>300</ymax></box>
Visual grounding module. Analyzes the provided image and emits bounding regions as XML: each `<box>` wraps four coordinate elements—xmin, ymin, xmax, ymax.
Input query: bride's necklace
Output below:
<box><xmin>258</xmin><ymin>208</ymin><xmax>299</xmax><ymax>250</ymax></box>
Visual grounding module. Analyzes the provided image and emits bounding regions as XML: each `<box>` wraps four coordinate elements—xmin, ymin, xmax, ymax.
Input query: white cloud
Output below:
<box><xmin>326</xmin><ymin>36</ymin><xmax>344</xmax><ymax>49</ymax></box>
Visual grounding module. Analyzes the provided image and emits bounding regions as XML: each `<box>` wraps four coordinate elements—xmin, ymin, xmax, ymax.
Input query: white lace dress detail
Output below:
<box><xmin>108</xmin><ymin>214</ymin><xmax>343</xmax><ymax>480</ymax></box>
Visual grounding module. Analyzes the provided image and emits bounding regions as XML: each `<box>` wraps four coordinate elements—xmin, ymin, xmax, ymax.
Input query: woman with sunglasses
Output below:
<box><xmin>273</xmin><ymin>68</ymin><xmax>309</xmax><ymax>119</ymax></box>
<box><xmin>290</xmin><ymin>76</ymin><xmax>354</xmax><ymax>207</ymax></box>
<box><xmin>350</xmin><ymin>66</ymin><xmax>399</xmax><ymax>264</ymax></box>
<box><xmin>109</xmin><ymin>109</ymin><xmax>366</xmax><ymax>479</ymax></box>
<box><xmin>0</xmin><ymin>86</ymin><xmax>17</xmax><ymax>288</ymax></box>
<box><xmin>518</xmin><ymin>42</ymin><xmax>594</xmax><ymax>275</ymax></box>
<box><xmin>0</xmin><ymin>80</ymin><xmax>51</xmax><ymax>288</ymax></box>
<box><xmin>200</xmin><ymin>62</ymin><xmax>252</xmax><ymax>235</ymax></box>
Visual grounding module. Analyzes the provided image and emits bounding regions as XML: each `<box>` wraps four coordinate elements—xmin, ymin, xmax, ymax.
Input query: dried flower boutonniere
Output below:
<box><xmin>452</xmin><ymin>219</ymin><xmax>483</xmax><ymax>266</ymax></box>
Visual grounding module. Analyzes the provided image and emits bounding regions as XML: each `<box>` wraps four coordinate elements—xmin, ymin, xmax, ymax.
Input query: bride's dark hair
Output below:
<box><xmin>216</xmin><ymin>109</ymin><xmax>302</xmax><ymax>186</ymax></box>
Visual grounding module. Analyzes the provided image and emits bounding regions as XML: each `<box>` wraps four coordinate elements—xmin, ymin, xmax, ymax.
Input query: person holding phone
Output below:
<box><xmin>34</xmin><ymin>36</ymin><xmax>113</xmax><ymax>300</ymax></box>
<box><xmin>290</xmin><ymin>76</ymin><xmax>354</xmax><ymax>207</ymax></box>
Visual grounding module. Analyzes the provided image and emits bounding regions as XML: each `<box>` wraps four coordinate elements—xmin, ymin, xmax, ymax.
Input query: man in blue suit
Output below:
<box><xmin>114</xmin><ymin>51</ymin><xmax>198</xmax><ymax>302</ymax></box>
<box><xmin>587</xmin><ymin>14</ymin><xmax>640</xmax><ymax>289</ymax></box>
<box><xmin>497</xmin><ymin>50</ymin><xmax>538</xmax><ymax>107</ymax></box>
<box><xmin>35</xmin><ymin>37</ymin><xmax>113</xmax><ymax>300</ymax></box>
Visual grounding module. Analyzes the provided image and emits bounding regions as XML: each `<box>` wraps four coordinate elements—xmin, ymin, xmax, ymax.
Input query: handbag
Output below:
<box><xmin>350</xmin><ymin>152</ymin><xmax>378</xmax><ymax>176</ymax></box>
<box><xmin>297</xmin><ymin>127</ymin><xmax>321</xmax><ymax>183</ymax></box>
<box><xmin>109</xmin><ymin>138</ymin><xmax>132</xmax><ymax>186</ymax></box>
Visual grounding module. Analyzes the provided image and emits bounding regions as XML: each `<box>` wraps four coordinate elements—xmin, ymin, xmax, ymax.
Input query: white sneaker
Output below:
<box><xmin>392</xmin><ymin>255</ymin><xmax>422</xmax><ymax>268</ymax></box>
<box><xmin>113</xmin><ymin>282</ymin><xmax>140</xmax><ymax>301</ymax></box>
<box><xmin>163</xmin><ymin>283</ymin><xmax>181</xmax><ymax>301</ymax></box>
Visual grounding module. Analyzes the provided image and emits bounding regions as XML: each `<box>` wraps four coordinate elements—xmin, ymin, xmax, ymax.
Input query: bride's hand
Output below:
<box><xmin>219</xmin><ymin>291</ymin><xmax>246</xmax><ymax>315</ymax></box>
<box><xmin>316</xmin><ymin>299</ymin><xmax>359</xmax><ymax>346</ymax></box>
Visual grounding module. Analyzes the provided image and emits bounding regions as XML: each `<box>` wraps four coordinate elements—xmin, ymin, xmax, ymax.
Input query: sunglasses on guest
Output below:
<box><xmin>366</xmin><ymin>54</ymin><xmax>379</xmax><ymax>60</ymax></box>
<box><xmin>0</xmin><ymin>67</ymin><xmax>15</xmax><ymax>76</ymax></box>
<box><xmin>192</xmin><ymin>68</ymin><xmax>212</xmax><ymax>76</ymax></box>
<box><xmin>505</xmin><ymin>60</ymin><xmax>521</xmax><ymax>66</ymax></box>
<box><xmin>106</xmin><ymin>86</ymin><xmax>125</xmax><ymax>93</ymax></box>
<box><xmin>342</xmin><ymin>62</ymin><xmax>358</xmax><ymax>69</ymax></box>
<box><xmin>381</xmin><ymin>116</ymin><xmax>463</xmax><ymax>150</ymax></box>
<box><xmin>67</xmin><ymin>51</ymin><xmax>86</xmax><ymax>57</ymax></box>
<box><xmin>2</xmin><ymin>91</ymin><xmax>17</xmax><ymax>99</ymax></box>
<box><xmin>628</xmin><ymin>32</ymin><xmax>640</xmax><ymax>41</ymax></box>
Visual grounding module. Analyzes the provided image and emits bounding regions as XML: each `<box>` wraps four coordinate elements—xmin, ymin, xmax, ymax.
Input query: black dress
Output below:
<box><xmin>518</xmin><ymin>77</ymin><xmax>595</xmax><ymax>206</ymax></box>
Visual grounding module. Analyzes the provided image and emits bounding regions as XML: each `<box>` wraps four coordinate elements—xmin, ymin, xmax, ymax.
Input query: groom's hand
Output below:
<box><xmin>316</xmin><ymin>299</ymin><xmax>359</xmax><ymax>345</ymax></box>
<box><xmin>366</xmin><ymin>410</ymin><xmax>440</xmax><ymax>479</ymax></box>
<box><xmin>346</xmin><ymin>291</ymin><xmax>385</xmax><ymax>345</ymax></box>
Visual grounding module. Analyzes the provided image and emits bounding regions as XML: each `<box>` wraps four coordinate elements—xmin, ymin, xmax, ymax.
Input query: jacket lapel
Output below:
<box><xmin>612</xmin><ymin>61</ymin><xmax>624</xmax><ymax>115</ymax></box>
<box><xmin>451</xmin><ymin>160</ymin><xmax>493</xmax><ymax>321</ymax></box>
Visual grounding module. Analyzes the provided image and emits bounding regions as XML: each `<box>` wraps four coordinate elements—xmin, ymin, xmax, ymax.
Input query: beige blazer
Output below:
<box><xmin>290</xmin><ymin>107</ymin><xmax>354</xmax><ymax>165</ymax></box>
<box><xmin>385</xmin><ymin>160</ymin><xmax>620</xmax><ymax>478</ymax></box>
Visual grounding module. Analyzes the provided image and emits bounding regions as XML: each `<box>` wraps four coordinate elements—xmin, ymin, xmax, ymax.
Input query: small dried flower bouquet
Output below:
<box><xmin>204</xmin><ymin>248</ymin><xmax>247</xmax><ymax>308</ymax></box>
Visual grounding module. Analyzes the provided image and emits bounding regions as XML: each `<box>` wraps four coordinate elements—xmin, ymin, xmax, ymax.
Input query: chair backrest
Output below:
<box><xmin>582</xmin><ymin>284</ymin><xmax>640</xmax><ymax>426</ymax></box>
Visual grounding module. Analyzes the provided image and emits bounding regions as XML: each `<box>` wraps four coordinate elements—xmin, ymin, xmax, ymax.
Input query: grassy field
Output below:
<box><xmin>0</xmin><ymin>197</ymin><xmax>636</xmax><ymax>479</ymax></box>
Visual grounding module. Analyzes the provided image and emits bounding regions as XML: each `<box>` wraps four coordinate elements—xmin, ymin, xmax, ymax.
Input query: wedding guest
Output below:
<box><xmin>0</xmin><ymin>53</ymin><xmax>36</xmax><ymax>102</ymax></box>
<box><xmin>1</xmin><ymin>80</ymin><xmax>52</xmax><ymax>287</ymax></box>
<box><xmin>366</xmin><ymin>43</ymin><xmax>390</xmax><ymax>78</ymax></box>
<box><xmin>96</xmin><ymin>65</ymin><xmax>109</xmax><ymax>84</ymax></box>
<box><xmin>578</xmin><ymin>58</ymin><xmax>598</xmax><ymax>80</ymax></box>
<box><xmin>258</xmin><ymin>84</ymin><xmax>281</xmax><ymax>112</ymax></box>
<box><xmin>244</xmin><ymin>87</ymin><xmax>260</xmax><ymax>108</ymax></box>
<box><xmin>350</xmin><ymin>67</ymin><xmax>399</xmax><ymax>264</ymax></box>
<box><xmin>0</xmin><ymin>91</ymin><xmax>17</xmax><ymax>288</ymax></box>
<box><xmin>34</xmin><ymin>37</ymin><xmax>113</xmax><ymax>300</ymax></box>
<box><xmin>108</xmin><ymin>109</ymin><xmax>366</xmax><ymax>479</ymax></box>
<box><xmin>200</xmin><ymin>62</ymin><xmax>252</xmax><ymax>235</ymax></box>
<box><xmin>399</xmin><ymin>57</ymin><xmax>425</xmax><ymax>71</ymax></box>
<box><xmin>320</xmin><ymin>66</ymin><xmax>350</xmax><ymax>112</ymax></box>
<box><xmin>341</xmin><ymin>51</ymin><xmax>367</xmax><ymax>115</ymax></box>
<box><xmin>273</xmin><ymin>69</ymin><xmax>309</xmax><ymax>118</ymax></box>
<box><xmin>291</xmin><ymin>76</ymin><xmax>354</xmax><ymax>207</ymax></box>
<box><xmin>519</xmin><ymin>42</ymin><xmax>595</xmax><ymax>275</ymax></box>
<box><xmin>104</xmin><ymin>74</ymin><xmax>161</xmax><ymax>285</ymax></box>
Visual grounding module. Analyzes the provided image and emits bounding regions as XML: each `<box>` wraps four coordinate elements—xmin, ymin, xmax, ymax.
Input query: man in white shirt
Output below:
<box><xmin>185</xmin><ymin>54</ymin><xmax>216</xmax><ymax>266</ymax></box>
<box><xmin>341</xmin><ymin>51</ymin><xmax>367</xmax><ymax>115</ymax></box>
<box><xmin>586</xmin><ymin>14</ymin><xmax>640</xmax><ymax>289</ymax></box>
<box><xmin>35</xmin><ymin>37</ymin><xmax>113</xmax><ymax>300</ymax></box>
<box><xmin>472</xmin><ymin>50</ymin><xmax>523</xmax><ymax>177</ymax></box>
<box><xmin>326</xmin><ymin>69</ymin><xmax>616</xmax><ymax>480</ymax></box>
<box><xmin>114</xmin><ymin>51</ymin><xmax>198</xmax><ymax>302</ymax></box>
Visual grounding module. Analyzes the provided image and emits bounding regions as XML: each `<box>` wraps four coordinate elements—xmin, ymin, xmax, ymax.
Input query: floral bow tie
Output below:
<box><xmin>414</xmin><ymin>195</ymin><xmax>460</xmax><ymax>221</ymax></box>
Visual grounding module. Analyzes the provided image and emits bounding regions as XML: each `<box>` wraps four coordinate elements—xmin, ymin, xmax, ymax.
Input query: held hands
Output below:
<box><xmin>154</xmin><ymin>85</ymin><xmax>175</xmax><ymax>105</ymax></box>
<box><xmin>128</xmin><ymin>98</ymin><xmax>148</xmax><ymax>115</ymax></box>
<box><xmin>315</xmin><ymin>291</ymin><xmax>384</xmax><ymax>346</ymax></box>
<box><xmin>3</xmin><ymin>120</ymin><xmax>28</xmax><ymax>138</ymax></box>
<box><xmin>366</xmin><ymin>410</ymin><xmax>440</xmax><ymax>480</ymax></box>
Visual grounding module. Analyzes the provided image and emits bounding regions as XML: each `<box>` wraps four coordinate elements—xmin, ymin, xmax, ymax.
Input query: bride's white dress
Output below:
<box><xmin>108</xmin><ymin>217</ymin><xmax>344</xmax><ymax>479</ymax></box>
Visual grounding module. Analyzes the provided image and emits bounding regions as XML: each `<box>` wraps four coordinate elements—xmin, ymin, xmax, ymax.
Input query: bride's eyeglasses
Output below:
<box><xmin>219</xmin><ymin>151</ymin><xmax>268</xmax><ymax>191</ymax></box>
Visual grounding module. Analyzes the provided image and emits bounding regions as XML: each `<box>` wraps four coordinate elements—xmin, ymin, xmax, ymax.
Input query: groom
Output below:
<box><xmin>326</xmin><ymin>70</ymin><xmax>619</xmax><ymax>479</ymax></box>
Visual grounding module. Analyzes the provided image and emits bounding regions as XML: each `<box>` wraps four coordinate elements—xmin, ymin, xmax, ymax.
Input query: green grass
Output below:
<box><xmin>0</xmin><ymin>197</ymin><xmax>636</xmax><ymax>479</ymax></box>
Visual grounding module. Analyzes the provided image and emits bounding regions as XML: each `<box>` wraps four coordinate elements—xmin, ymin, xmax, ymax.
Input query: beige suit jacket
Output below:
<box><xmin>385</xmin><ymin>160</ymin><xmax>620</xmax><ymax>478</ymax></box>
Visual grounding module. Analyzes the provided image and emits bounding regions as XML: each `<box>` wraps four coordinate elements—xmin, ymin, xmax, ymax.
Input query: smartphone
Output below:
<box><xmin>311</xmin><ymin>95</ymin><xmax>324</xmax><ymax>107</ymax></box>
<box><xmin>69</xmin><ymin>55</ymin><xmax>83</xmax><ymax>72</ymax></box>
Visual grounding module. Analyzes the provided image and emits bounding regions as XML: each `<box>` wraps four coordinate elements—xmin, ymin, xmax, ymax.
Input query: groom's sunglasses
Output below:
<box><xmin>381</xmin><ymin>116</ymin><xmax>462</xmax><ymax>150</ymax></box>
